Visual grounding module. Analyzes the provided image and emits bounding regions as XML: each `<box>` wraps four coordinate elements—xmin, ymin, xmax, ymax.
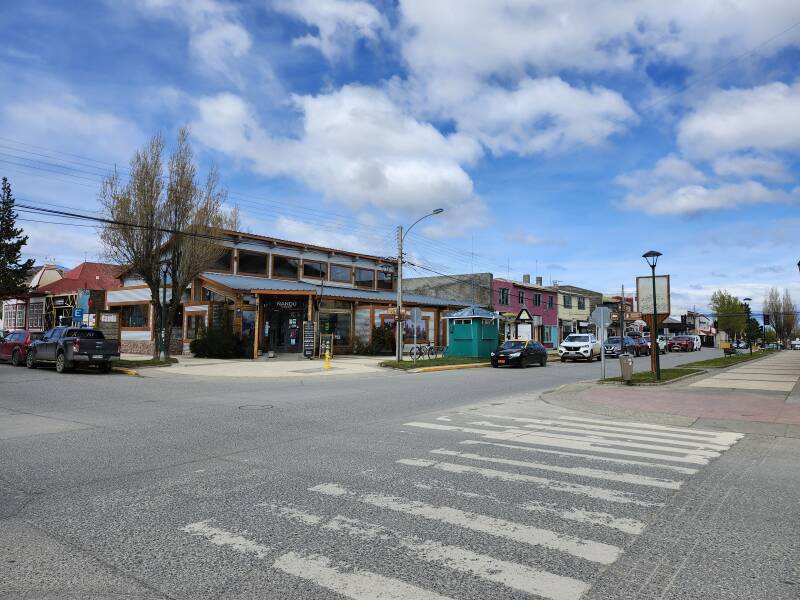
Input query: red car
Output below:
<box><xmin>0</xmin><ymin>330</ymin><xmax>44</xmax><ymax>367</ymax></box>
<box><xmin>668</xmin><ymin>335</ymin><xmax>694</xmax><ymax>352</ymax></box>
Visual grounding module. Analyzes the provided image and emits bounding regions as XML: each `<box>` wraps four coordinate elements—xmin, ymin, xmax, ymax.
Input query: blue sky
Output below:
<box><xmin>1</xmin><ymin>1</ymin><xmax>799</xmax><ymax>314</ymax></box>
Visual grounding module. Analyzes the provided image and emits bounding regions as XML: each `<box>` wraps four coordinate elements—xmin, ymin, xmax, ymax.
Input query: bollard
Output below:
<box><xmin>324</xmin><ymin>350</ymin><xmax>331</xmax><ymax>370</ymax></box>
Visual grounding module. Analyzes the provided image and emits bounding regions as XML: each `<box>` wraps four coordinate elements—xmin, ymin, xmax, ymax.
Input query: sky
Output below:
<box><xmin>1</xmin><ymin>0</ymin><xmax>799</xmax><ymax>315</ymax></box>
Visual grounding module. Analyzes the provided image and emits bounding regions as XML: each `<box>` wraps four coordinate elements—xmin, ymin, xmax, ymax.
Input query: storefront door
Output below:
<box><xmin>263</xmin><ymin>298</ymin><xmax>306</xmax><ymax>354</ymax></box>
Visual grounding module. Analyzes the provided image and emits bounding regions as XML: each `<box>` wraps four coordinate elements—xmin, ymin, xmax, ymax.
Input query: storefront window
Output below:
<box><xmin>376</xmin><ymin>270</ymin><xmax>394</xmax><ymax>291</ymax></box>
<box><xmin>403</xmin><ymin>318</ymin><xmax>428</xmax><ymax>344</ymax></box>
<box><xmin>330</xmin><ymin>264</ymin><xmax>351</xmax><ymax>283</ymax></box>
<box><xmin>320</xmin><ymin>312</ymin><xmax>351</xmax><ymax>346</ymax></box>
<box><xmin>238</xmin><ymin>250</ymin><xmax>268</xmax><ymax>275</ymax></box>
<box><xmin>118</xmin><ymin>304</ymin><xmax>149</xmax><ymax>328</ymax></box>
<box><xmin>302</xmin><ymin>260</ymin><xmax>327</xmax><ymax>279</ymax></box>
<box><xmin>355</xmin><ymin>268</ymin><xmax>374</xmax><ymax>289</ymax></box>
<box><xmin>27</xmin><ymin>302</ymin><xmax>44</xmax><ymax>329</ymax></box>
<box><xmin>206</xmin><ymin>249</ymin><xmax>233</xmax><ymax>272</ymax></box>
<box><xmin>272</xmin><ymin>255</ymin><xmax>300</xmax><ymax>279</ymax></box>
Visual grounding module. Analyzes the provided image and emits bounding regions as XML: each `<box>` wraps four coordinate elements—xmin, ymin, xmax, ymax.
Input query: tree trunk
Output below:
<box><xmin>149</xmin><ymin>284</ymin><xmax>161</xmax><ymax>360</ymax></box>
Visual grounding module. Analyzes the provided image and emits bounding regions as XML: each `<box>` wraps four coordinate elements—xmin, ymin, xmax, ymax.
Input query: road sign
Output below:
<box><xmin>590</xmin><ymin>306</ymin><xmax>611</xmax><ymax>327</ymax></box>
<box><xmin>72</xmin><ymin>307</ymin><xmax>84</xmax><ymax>323</ymax></box>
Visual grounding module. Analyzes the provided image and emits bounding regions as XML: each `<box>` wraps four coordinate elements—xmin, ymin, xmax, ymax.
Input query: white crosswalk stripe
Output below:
<box><xmin>181</xmin><ymin>410</ymin><xmax>743</xmax><ymax>599</ymax></box>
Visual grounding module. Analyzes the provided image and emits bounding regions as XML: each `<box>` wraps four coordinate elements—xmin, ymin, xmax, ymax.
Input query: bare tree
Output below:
<box><xmin>764</xmin><ymin>287</ymin><xmax>783</xmax><ymax>346</ymax></box>
<box><xmin>782</xmin><ymin>289</ymin><xmax>796</xmax><ymax>346</ymax></box>
<box><xmin>100</xmin><ymin>128</ymin><xmax>236</xmax><ymax>359</ymax></box>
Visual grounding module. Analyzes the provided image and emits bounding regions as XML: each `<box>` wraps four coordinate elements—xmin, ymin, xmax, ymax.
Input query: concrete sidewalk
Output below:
<box><xmin>689</xmin><ymin>351</ymin><xmax>800</xmax><ymax>393</ymax></box>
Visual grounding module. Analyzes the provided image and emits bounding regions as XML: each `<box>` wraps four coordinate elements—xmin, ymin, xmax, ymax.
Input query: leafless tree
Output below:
<box><xmin>782</xmin><ymin>289</ymin><xmax>796</xmax><ymax>346</ymax></box>
<box><xmin>100</xmin><ymin>128</ymin><xmax>237</xmax><ymax>358</ymax></box>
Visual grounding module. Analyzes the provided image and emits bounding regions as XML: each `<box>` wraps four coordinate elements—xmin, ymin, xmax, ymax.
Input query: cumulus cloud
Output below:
<box><xmin>273</xmin><ymin>0</ymin><xmax>385</xmax><ymax>61</ymax></box>
<box><xmin>678</xmin><ymin>81</ymin><xmax>800</xmax><ymax>159</ymax></box>
<box><xmin>134</xmin><ymin>0</ymin><xmax>251</xmax><ymax>78</ymax></box>
<box><xmin>192</xmin><ymin>86</ymin><xmax>488</xmax><ymax>236</ymax></box>
<box><xmin>712</xmin><ymin>154</ymin><xmax>792</xmax><ymax>183</ymax></box>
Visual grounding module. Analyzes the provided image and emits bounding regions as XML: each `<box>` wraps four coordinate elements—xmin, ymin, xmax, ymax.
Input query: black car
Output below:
<box><xmin>491</xmin><ymin>339</ymin><xmax>548</xmax><ymax>368</ymax></box>
<box><xmin>603</xmin><ymin>336</ymin><xmax>637</xmax><ymax>357</ymax></box>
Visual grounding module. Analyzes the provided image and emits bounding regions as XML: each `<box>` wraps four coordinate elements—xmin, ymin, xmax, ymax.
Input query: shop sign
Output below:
<box><xmin>264</xmin><ymin>299</ymin><xmax>303</xmax><ymax>311</ymax></box>
<box><xmin>303</xmin><ymin>321</ymin><xmax>315</xmax><ymax>358</ymax></box>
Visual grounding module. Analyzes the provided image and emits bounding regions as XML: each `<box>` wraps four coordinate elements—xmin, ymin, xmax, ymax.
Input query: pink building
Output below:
<box><xmin>492</xmin><ymin>276</ymin><xmax>559</xmax><ymax>347</ymax></box>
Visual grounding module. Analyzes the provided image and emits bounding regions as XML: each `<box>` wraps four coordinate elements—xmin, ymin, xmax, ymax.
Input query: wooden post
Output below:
<box><xmin>253</xmin><ymin>295</ymin><xmax>260</xmax><ymax>359</ymax></box>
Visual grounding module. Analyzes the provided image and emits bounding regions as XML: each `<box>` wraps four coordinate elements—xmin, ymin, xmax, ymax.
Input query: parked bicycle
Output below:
<box><xmin>408</xmin><ymin>344</ymin><xmax>448</xmax><ymax>360</ymax></box>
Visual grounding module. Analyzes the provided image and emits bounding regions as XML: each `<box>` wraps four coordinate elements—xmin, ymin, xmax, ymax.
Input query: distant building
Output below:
<box><xmin>0</xmin><ymin>264</ymin><xmax>64</xmax><ymax>330</ymax></box>
<box><xmin>555</xmin><ymin>285</ymin><xmax>603</xmax><ymax>340</ymax></box>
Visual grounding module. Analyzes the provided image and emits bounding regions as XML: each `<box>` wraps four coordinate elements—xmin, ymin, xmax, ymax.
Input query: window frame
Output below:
<box><xmin>112</xmin><ymin>302</ymin><xmax>150</xmax><ymax>330</ymax></box>
<box><xmin>376</xmin><ymin>270</ymin><xmax>394</xmax><ymax>291</ymax></box>
<box><xmin>533</xmin><ymin>293</ymin><xmax>541</xmax><ymax>307</ymax></box>
<box><xmin>498</xmin><ymin>288</ymin><xmax>509</xmax><ymax>305</ymax></box>
<box><xmin>329</xmin><ymin>264</ymin><xmax>352</xmax><ymax>284</ymax></box>
<box><xmin>577</xmin><ymin>296</ymin><xmax>586</xmax><ymax>310</ymax></box>
<box><xmin>237</xmin><ymin>250</ymin><xmax>269</xmax><ymax>276</ymax></box>
<box><xmin>547</xmin><ymin>295</ymin><xmax>554</xmax><ymax>309</ymax></box>
<box><xmin>205</xmin><ymin>248</ymin><xmax>234</xmax><ymax>273</ymax></box>
<box><xmin>302</xmin><ymin>260</ymin><xmax>327</xmax><ymax>280</ymax></box>
<box><xmin>27</xmin><ymin>301</ymin><xmax>45</xmax><ymax>330</ymax></box>
<box><xmin>271</xmin><ymin>254</ymin><xmax>301</xmax><ymax>280</ymax></box>
<box><xmin>563</xmin><ymin>295</ymin><xmax>573</xmax><ymax>309</ymax></box>
<box><xmin>354</xmin><ymin>268</ymin><xmax>375</xmax><ymax>289</ymax></box>
<box><xmin>517</xmin><ymin>290</ymin><xmax>525</xmax><ymax>305</ymax></box>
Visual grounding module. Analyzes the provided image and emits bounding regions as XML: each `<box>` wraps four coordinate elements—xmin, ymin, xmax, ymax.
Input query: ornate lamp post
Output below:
<box><xmin>396</xmin><ymin>208</ymin><xmax>444</xmax><ymax>361</ymax></box>
<box><xmin>642</xmin><ymin>250</ymin><xmax>662</xmax><ymax>381</ymax></box>
<box><xmin>160</xmin><ymin>260</ymin><xmax>170</xmax><ymax>362</ymax></box>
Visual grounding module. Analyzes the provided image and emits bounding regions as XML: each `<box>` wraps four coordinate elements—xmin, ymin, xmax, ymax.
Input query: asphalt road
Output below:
<box><xmin>1</xmin><ymin>347</ymin><xmax>797</xmax><ymax>599</ymax></box>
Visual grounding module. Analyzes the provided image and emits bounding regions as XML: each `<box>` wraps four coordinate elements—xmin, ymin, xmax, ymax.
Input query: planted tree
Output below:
<box><xmin>709</xmin><ymin>290</ymin><xmax>745</xmax><ymax>342</ymax></box>
<box><xmin>100</xmin><ymin>128</ymin><xmax>237</xmax><ymax>358</ymax></box>
<box><xmin>0</xmin><ymin>177</ymin><xmax>35</xmax><ymax>300</ymax></box>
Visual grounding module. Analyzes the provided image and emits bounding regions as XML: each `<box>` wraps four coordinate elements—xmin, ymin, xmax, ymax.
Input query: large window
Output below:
<box><xmin>186</xmin><ymin>314</ymin><xmax>205</xmax><ymax>340</ymax></box>
<box><xmin>577</xmin><ymin>297</ymin><xmax>586</xmax><ymax>310</ymax></box>
<box><xmin>377</xmin><ymin>270</ymin><xmax>394</xmax><ymax>291</ymax></box>
<box><xmin>563</xmin><ymin>295</ymin><xmax>572</xmax><ymax>308</ymax></box>
<box><xmin>272</xmin><ymin>255</ymin><xmax>300</xmax><ymax>279</ymax></box>
<box><xmin>206</xmin><ymin>249</ymin><xmax>233</xmax><ymax>272</ymax></box>
<box><xmin>403</xmin><ymin>317</ymin><xmax>428</xmax><ymax>344</ymax></box>
<box><xmin>302</xmin><ymin>260</ymin><xmax>327</xmax><ymax>280</ymax></box>
<box><xmin>320</xmin><ymin>312</ymin><xmax>352</xmax><ymax>346</ymax></box>
<box><xmin>238</xmin><ymin>250</ymin><xmax>268</xmax><ymax>275</ymax></box>
<box><xmin>5</xmin><ymin>303</ymin><xmax>25</xmax><ymax>329</ymax></box>
<box><xmin>498</xmin><ymin>288</ymin><xmax>509</xmax><ymax>305</ymax></box>
<box><xmin>330</xmin><ymin>264</ymin><xmax>352</xmax><ymax>283</ymax></box>
<box><xmin>355</xmin><ymin>268</ymin><xmax>374</xmax><ymax>289</ymax></box>
<box><xmin>27</xmin><ymin>302</ymin><xmax>44</xmax><ymax>329</ymax></box>
<box><xmin>118</xmin><ymin>304</ymin><xmax>149</xmax><ymax>328</ymax></box>
<box><xmin>533</xmin><ymin>293</ymin><xmax>541</xmax><ymax>307</ymax></box>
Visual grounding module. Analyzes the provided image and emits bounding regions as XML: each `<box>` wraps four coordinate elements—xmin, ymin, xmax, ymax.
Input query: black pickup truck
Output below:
<box><xmin>27</xmin><ymin>326</ymin><xmax>120</xmax><ymax>374</ymax></box>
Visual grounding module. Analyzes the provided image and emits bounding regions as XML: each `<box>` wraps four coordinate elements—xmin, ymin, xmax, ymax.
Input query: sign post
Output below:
<box><xmin>590</xmin><ymin>306</ymin><xmax>611</xmax><ymax>380</ymax></box>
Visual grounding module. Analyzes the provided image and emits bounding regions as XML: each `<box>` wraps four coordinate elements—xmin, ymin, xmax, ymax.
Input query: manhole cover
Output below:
<box><xmin>238</xmin><ymin>404</ymin><xmax>274</xmax><ymax>411</ymax></box>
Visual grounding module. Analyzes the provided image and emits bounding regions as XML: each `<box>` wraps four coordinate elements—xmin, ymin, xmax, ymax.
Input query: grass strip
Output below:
<box><xmin>677</xmin><ymin>350</ymin><xmax>773</xmax><ymax>369</ymax></box>
<box><xmin>604</xmin><ymin>367</ymin><xmax>701</xmax><ymax>384</ymax></box>
<box><xmin>380</xmin><ymin>357</ymin><xmax>489</xmax><ymax>370</ymax></box>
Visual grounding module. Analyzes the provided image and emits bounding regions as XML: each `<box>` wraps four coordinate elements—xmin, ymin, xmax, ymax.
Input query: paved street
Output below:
<box><xmin>1</xmin><ymin>349</ymin><xmax>798</xmax><ymax>599</ymax></box>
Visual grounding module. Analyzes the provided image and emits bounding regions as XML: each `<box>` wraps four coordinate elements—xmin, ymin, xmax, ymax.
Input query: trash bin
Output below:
<box><xmin>619</xmin><ymin>353</ymin><xmax>634</xmax><ymax>384</ymax></box>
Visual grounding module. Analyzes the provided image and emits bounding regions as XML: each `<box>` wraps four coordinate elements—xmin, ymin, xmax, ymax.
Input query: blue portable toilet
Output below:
<box><xmin>443</xmin><ymin>306</ymin><xmax>499</xmax><ymax>357</ymax></box>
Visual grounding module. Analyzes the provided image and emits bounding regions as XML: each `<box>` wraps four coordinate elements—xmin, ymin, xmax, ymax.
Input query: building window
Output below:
<box><xmin>563</xmin><ymin>295</ymin><xmax>572</xmax><ymax>309</ymax></box>
<box><xmin>6</xmin><ymin>303</ymin><xmax>25</xmax><ymax>329</ymax></box>
<box><xmin>330</xmin><ymin>264</ymin><xmax>352</xmax><ymax>283</ymax></box>
<box><xmin>272</xmin><ymin>255</ymin><xmax>300</xmax><ymax>279</ymax></box>
<box><xmin>302</xmin><ymin>260</ymin><xmax>327</xmax><ymax>280</ymax></box>
<box><xmin>403</xmin><ymin>317</ymin><xmax>428</xmax><ymax>344</ymax></box>
<box><xmin>27</xmin><ymin>302</ymin><xmax>44</xmax><ymax>329</ymax></box>
<box><xmin>355</xmin><ymin>268</ymin><xmax>374</xmax><ymax>289</ymax></box>
<box><xmin>186</xmin><ymin>314</ymin><xmax>205</xmax><ymax>340</ymax></box>
<box><xmin>118</xmin><ymin>304</ymin><xmax>149</xmax><ymax>328</ymax></box>
<box><xmin>518</xmin><ymin>290</ymin><xmax>525</xmax><ymax>304</ymax></box>
<box><xmin>201</xmin><ymin>287</ymin><xmax>230</xmax><ymax>303</ymax></box>
<box><xmin>498</xmin><ymin>288</ymin><xmax>509</xmax><ymax>305</ymax></box>
<box><xmin>543</xmin><ymin>327</ymin><xmax>552</xmax><ymax>343</ymax></box>
<box><xmin>206</xmin><ymin>249</ymin><xmax>233</xmax><ymax>272</ymax></box>
<box><xmin>238</xmin><ymin>250</ymin><xmax>268</xmax><ymax>275</ymax></box>
<box><xmin>376</xmin><ymin>270</ymin><xmax>394</xmax><ymax>291</ymax></box>
<box><xmin>533</xmin><ymin>293</ymin><xmax>541</xmax><ymax>307</ymax></box>
<box><xmin>319</xmin><ymin>312</ymin><xmax>352</xmax><ymax>346</ymax></box>
<box><xmin>577</xmin><ymin>296</ymin><xmax>586</xmax><ymax>310</ymax></box>
<box><xmin>547</xmin><ymin>295</ymin><xmax>554</xmax><ymax>309</ymax></box>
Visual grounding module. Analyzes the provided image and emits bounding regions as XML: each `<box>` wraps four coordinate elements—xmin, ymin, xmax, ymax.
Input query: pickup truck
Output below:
<box><xmin>27</xmin><ymin>326</ymin><xmax>120</xmax><ymax>373</ymax></box>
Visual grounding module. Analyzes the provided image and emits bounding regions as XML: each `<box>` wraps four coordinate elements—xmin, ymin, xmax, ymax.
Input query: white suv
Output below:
<box><xmin>559</xmin><ymin>334</ymin><xmax>602</xmax><ymax>362</ymax></box>
<box><xmin>644</xmin><ymin>334</ymin><xmax>667</xmax><ymax>355</ymax></box>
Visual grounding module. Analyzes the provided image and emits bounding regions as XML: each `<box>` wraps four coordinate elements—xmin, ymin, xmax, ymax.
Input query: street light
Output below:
<box><xmin>160</xmin><ymin>260</ymin><xmax>170</xmax><ymax>362</ymax></box>
<box><xmin>396</xmin><ymin>208</ymin><xmax>445</xmax><ymax>361</ymax></box>
<box><xmin>642</xmin><ymin>250</ymin><xmax>662</xmax><ymax>381</ymax></box>
<box><xmin>743</xmin><ymin>297</ymin><xmax>753</xmax><ymax>355</ymax></box>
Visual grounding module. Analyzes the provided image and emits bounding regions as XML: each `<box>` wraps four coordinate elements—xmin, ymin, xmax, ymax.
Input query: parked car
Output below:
<box><xmin>689</xmin><ymin>335</ymin><xmax>702</xmax><ymax>351</ymax></box>
<box><xmin>762</xmin><ymin>342</ymin><xmax>783</xmax><ymax>350</ymax></box>
<box><xmin>603</xmin><ymin>336</ymin><xmax>637</xmax><ymax>357</ymax></box>
<box><xmin>0</xmin><ymin>330</ymin><xmax>44</xmax><ymax>367</ymax></box>
<box><xmin>644</xmin><ymin>334</ymin><xmax>667</xmax><ymax>355</ymax></box>
<box><xmin>632</xmin><ymin>336</ymin><xmax>650</xmax><ymax>357</ymax></box>
<box><xmin>791</xmin><ymin>339</ymin><xmax>800</xmax><ymax>350</ymax></box>
<box><xmin>491</xmin><ymin>339</ymin><xmax>548</xmax><ymax>368</ymax></box>
<box><xmin>558</xmin><ymin>333</ymin><xmax>601</xmax><ymax>362</ymax></box>
<box><xmin>27</xmin><ymin>326</ymin><xmax>120</xmax><ymax>373</ymax></box>
<box><xmin>668</xmin><ymin>335</ymin><xmax>694</xmax><ymax>352</ymax></box>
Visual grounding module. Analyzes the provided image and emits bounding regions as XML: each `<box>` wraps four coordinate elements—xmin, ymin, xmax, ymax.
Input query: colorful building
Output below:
<box><xmin>491</xmin><ymin>276</ymin><xmax>559</xmax><ymax>347</ymax></box>
<box><xmin>555</xmin><ymin>285</ymin><xmax>603</xmax><ymax>341</ymax></box>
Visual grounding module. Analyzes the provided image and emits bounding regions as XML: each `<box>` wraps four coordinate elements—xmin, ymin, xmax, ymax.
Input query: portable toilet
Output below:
<box><xmin>443</xmin><ymin>306</ymin><xmax>500</xmax><ymax>357</ymax></box>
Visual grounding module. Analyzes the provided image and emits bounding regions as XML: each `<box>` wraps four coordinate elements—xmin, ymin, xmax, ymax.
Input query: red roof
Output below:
<box><xmin>35</xmin><ymin>262</ymin><xmax>122</xmax><ymax>295</ymax></box>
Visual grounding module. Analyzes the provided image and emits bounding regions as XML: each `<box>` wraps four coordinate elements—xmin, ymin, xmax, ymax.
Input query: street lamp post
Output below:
<box><xmin>743</xmin><ymin>297</ymin><xmax>753</xmax><ymax>355</ymax></box>
<box><xmin>642</xmin><ymin>250</ymin><xmax>662</xmax><ymax>381</ymax></box>
<box><xmin>396</xmin><ymin>208</ymin><xmax>444</xmax><ymax>362</ymax></box>
<box><xmin>160</xmin><ymin>260</ymin><xmax>170</xmax><ymax>362</ymax></box>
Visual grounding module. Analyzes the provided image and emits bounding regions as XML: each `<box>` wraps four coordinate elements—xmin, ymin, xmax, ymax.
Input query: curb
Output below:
<box><xmin>410</xmin><ymin>363</ymin><xmax>491</xmax><ymax>373</ymax></box>
<box><xmin>112</xmin><ymin>367</ymin><xmax>139</xmax><ymax>376</ymax></box>
<box><xmin>597</xmin><ymin>368</ymin><xmax>708</xmax><ymax>387</ymax></box>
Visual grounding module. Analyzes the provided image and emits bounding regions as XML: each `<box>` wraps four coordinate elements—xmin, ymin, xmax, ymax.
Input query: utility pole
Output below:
<box><xmin>395</xmin><ymin>225</ymin><xmax>403</xmax><ymax>362</ymax></box>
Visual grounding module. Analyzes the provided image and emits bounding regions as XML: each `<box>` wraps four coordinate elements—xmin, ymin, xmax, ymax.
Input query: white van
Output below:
<box><xmin>690</xmin><ymin>335</ymin><xmax>701</xmax><ymax>351</ymax></box>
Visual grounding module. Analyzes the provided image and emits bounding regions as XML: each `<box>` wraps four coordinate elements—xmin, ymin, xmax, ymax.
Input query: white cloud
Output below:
<box><xmin>192</xmin><ymin>86</ymin><xmax>488</xmax><ymax>236</ymax></box>
<box><xmin>273</xmin><ymin>216</ymin><xmax>389</xmax><ymax>256</ymax></box>
<box><xmin>712</xmin><ymin>154</ymin><xmax>792</xmax><ymax>183</ymax></box>
<box><xmin>678</xmin><ymin>81</ymin><xmax>800</xmax><ymax>159</ymax></box>
<box><xmin>134</xmin><ymin>0</ymin><xmax>251</xmax><ymax>78</ymax></box>
<box><xmin>273</xmin><ymin>0</ymin><xmax>385</xmax><ymax>61</ymax></box>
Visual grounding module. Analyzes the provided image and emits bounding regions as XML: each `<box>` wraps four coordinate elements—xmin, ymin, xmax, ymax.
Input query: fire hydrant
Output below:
<box><xmin>324</xmin><ymin>350</ymin><xmax>331</xmax><ymax>370</ymax></box>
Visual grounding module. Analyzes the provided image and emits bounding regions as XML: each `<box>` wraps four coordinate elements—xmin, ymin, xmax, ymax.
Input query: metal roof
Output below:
<box><xmin>443</xmin><ymin>305</ymin><xmax>499</xmax><ymax>319</ymax></box>
<box><xmin>201</xmin><ymin>272</ymin><xmax>465</xmax><ymax>307</ymax></box>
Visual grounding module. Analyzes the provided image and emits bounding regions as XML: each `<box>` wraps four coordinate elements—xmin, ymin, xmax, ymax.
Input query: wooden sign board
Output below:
<box><xmin>303</xmin><ymin>321</ymin><xmax>315</xmax><ymax>359</ymax></box>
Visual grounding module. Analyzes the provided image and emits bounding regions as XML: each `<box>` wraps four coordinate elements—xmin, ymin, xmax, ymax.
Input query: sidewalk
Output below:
<box><xmin>543</xmin><ymin>352</ymin><xmax>800</xmax><ymax>436</ymax></box>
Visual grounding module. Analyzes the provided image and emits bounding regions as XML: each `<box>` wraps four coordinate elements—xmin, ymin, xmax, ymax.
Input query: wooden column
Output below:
<box><xmin>253</xmin><ymin>295</ymin><xmax>260</xmax><ymax>359</ymax></box>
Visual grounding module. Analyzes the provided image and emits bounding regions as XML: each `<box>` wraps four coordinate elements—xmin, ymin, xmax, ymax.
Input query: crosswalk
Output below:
<box><xmin>182</xmin><ymin>409</ymin><xmax>743</xmax><ymax>599</ymax></box>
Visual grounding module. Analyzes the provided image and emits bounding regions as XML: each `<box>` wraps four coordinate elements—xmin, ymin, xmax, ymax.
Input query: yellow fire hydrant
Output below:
<box><xmin>324</xmin><ymin>350</ymin><xmax>331</xmax><ymax>370</ymax></box>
